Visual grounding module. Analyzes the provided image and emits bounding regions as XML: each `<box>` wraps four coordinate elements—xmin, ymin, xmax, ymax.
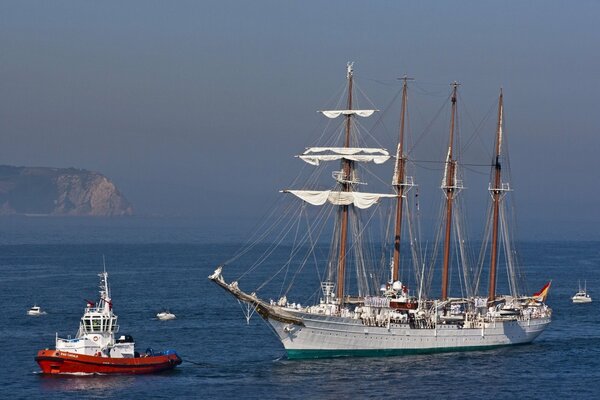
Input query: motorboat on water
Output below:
<box><xmin>27</xmin><ymin>305</ymin><xmax>46</xmax><ymax>316</ymax></box>
<box><xmin>35</xmin><ymin>270</ymin><xmax>182</xmax><ymax>374</ymax></box>
<box><xmin>572</xmin><ymin>291</ymin><xmax>591</xmax><ymax>303</ymax></box>
<box><xmin>572</xmin><ymin>281</ymin><xmax>592</xmax><ymax>303</ymax></box>
<box><xmin>156</xmin><ymin>311</ymin><xmax>176</xmax><ymax>320</ymax></box>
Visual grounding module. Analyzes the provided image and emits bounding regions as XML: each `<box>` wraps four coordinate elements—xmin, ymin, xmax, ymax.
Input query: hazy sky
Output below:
<box><xmin>1</xmin><ymin>1</ymin><xmax>599</xmax><ymax>239</ymax></box>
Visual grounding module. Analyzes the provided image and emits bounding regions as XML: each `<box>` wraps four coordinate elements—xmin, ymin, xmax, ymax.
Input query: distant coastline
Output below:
<box><xmin>0</xmin><ymin>165</ymin><xmax>133</xmax><ymax>217</ymax></box>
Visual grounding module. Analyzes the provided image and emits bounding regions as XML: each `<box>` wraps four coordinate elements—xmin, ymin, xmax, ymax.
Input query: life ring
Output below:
<box><xmin>93</xmin><ymin>336</ymin><xmax>99</xmax><ymax>342</ymax></box>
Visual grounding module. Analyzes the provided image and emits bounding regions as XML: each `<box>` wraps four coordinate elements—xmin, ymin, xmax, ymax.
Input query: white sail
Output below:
<box><xmin>320</xmin><ymin>110</ymin><xmax>377</xmax><ymax>119</ymax></box>
<box><xmin>284</xmin><ymin>190</ymin><xmax>396</xmax><ymax>209</ymax></box>
<box><xmin>303</xmin><ymin>147</ymin><xmax>388</xmax><ymax>155</ymax></box>
<box><xmin>300</xmin><ymin>154</ymin><xmax>390</xmax><ymax>166</ymax></box>
<box><xmin>299</xmin><ymin>147</ymin><xmax>390</xmax><ymax>166</ymax></box>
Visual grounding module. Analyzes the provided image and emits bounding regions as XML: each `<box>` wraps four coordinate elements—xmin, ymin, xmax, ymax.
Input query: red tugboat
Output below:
<box><xmin>35</xmin><ymin>270</ymin><xmax>182</xmax><ymax>374</ymax></box>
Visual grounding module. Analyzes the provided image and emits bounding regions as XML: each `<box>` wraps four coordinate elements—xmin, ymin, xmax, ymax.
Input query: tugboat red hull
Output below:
<box><xmin>35</xmin><ymin>350</ymin><xmax>182</xmax><ymax>375</ymax></box>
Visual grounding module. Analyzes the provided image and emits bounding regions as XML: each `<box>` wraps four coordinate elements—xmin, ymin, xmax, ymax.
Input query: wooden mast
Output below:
<box><xmin>336</xmin><ymin>62</ymin><xmax>354</xmax><ymax>302</ymax></box>
<box><xmin>441</xmin><ymin>82</ymin><xmax>459</xmax><ymax>301</ymax></box>
<box><xmin>488</xmin><ymin>89</ymin><xmax>504</xmax><ymax>303</ymax></box>
<box><xmin>392</xmin><ymin>76</ymin><xmax>412</xmax><ymax>282</ymax></box>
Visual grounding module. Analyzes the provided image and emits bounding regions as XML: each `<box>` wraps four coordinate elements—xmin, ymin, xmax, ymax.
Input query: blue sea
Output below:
<box><xmin>1</xmin><ymin>217</ymin><xmax>599</xmax><ymax>399</ymax></box>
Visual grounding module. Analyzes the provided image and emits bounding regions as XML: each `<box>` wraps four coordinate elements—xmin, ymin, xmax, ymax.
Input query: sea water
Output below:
<box><xmin>0</xmin><ymin>217</ymin><xmax>599</xmax><ymax>399</ymax></box>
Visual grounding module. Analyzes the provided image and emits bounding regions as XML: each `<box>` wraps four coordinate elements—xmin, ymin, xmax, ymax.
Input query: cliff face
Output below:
<box><xmin>0</xmin><ymin>166</ymin><xmax>133</xmax><ymax>216</ymax></box>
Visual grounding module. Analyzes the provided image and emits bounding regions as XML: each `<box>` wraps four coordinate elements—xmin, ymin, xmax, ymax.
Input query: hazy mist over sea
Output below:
<box><xmin>1</xmin><ymin>1</ymin><xmax>599</xmax><ymax>240</ymax></box>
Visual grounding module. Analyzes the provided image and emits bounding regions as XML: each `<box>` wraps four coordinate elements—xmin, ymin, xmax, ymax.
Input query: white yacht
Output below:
<box><xmin>572</xmin><ymin>281</ymin><xmax>592</xmax><ymax>303</ymax></box>
<box><xmin>27</xmin><ymin>305</ymin><xmax>46</xmax><ymax>316</ymax></box>
<box><xmin>156</xmin><ymin>310</ymin><xmax>176</xmax><ymax>320</ymax></box>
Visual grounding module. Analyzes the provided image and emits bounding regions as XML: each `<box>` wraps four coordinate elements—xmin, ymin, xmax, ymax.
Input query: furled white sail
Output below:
<box><xmin>303</xmin><ymin>147</ymin><xmax>388</xmax><ymax>155</ymax></box>
<box><xmin>320</xmin><ymin>110</ymin><xmax>377</xmax><ymax>119</ymax></box>
<box><xmin>299</xmin><ymin>147</ymin><xmax>390</xmax><ymax>166</ymax></box>
<box><xmin>284</xmin><ymin>190</ymin><xmax>396</xmax><ymax>209</ymax></box>
<box><xmin>300</xmin><ymin>154</ymin><xmax>390</xmax><ymax>165</ymax></box>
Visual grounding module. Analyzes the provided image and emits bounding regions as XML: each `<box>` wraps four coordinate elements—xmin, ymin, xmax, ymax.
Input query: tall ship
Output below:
<box><xmin>209</xmin><ymin>63</ymin><xmax>551</xmax><ymax>358</ymax></box>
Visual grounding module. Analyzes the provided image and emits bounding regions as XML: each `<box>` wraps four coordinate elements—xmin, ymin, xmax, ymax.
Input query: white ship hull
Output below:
<box><xmin>268</xmin><ymin>312</ymin><xmax>550</xmax><ymax>358</ymax></box>
<box><xmin>209</xmin><ymin>267</ymin><xmax>552</xmax><ymax>359</ymax></box>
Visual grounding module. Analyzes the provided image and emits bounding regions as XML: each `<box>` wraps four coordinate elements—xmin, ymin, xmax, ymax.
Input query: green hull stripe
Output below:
<box><xmin>286</xmin><ymin>344</ymin><xmax>523</xmax><ymax>359</ymax></box>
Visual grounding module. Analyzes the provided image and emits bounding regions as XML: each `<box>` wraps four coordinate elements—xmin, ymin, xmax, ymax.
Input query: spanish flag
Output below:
<box><xmin>533</xmin><ymin>281</ymin><xmax>551</xmax><ymax>302</ymax></box>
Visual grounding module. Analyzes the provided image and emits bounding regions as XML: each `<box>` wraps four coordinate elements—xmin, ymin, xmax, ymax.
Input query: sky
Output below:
<box><xmin>1</xmin><ymin>1</ymin><xmax>599</xmax><ymax>239</ymax></box>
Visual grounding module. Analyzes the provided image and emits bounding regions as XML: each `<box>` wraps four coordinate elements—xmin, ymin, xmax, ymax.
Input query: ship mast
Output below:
<box><xmin>441</xmin><ymin>82</ymin><xmax>459</xmax><ymax>300</ymax></box>
<box><xmin>392</xmin><ymin>76</ymin><xmax>412</xmax><ymax>282</ymax></box>
<box><xmin>488</xmin><ymin>89</ymin><xmax>504</xmax><ymax>303</ymax></box>
<box><xmin>337</xmin><ymin>62</ymin><xmax>354</xmax><ymax>302</ymax></box>
<box><xmin>283</xmin><ymin>63</ymin><xmax>386</xmax><ymax>302</ymax></box>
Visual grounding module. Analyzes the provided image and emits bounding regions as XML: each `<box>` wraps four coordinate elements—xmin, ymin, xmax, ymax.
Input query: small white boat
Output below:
<box><xmin>156</xmin><ymin>310</ymin><xmax>176</xmax><ymax>320</ymax></box>
<box><xmin>27</xmin><ymin>305</ymin><xmax>46</xmax><ymax>316</ymax></box>
<box><xmin>572</xmin><ymin>281</ymin><xmax>592</xmax><ymax>303</ymax></box>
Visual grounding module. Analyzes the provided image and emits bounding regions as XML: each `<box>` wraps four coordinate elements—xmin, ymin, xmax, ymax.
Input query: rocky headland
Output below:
<box><xmin>0</xmin><ymin>165</ymin><xmax>133</xmax><ymax>216</ymax></box>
